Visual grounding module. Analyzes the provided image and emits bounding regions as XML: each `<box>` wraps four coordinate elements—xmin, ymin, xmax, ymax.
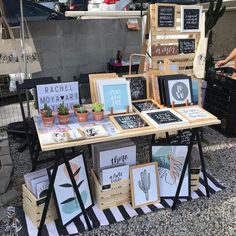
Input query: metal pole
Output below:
<box><xmin>20</xmin><ymin>0</ymin><xmax>30</xmax><ymax>118</ymax></box>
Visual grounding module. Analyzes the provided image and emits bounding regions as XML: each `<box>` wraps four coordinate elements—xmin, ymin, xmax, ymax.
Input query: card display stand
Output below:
<box><xmin>91</xmin><ymin>169</ymin><xmax>130</xmax><ymax>210</ymax></box>
<box><xmin>22</xmin><ymin>184</ymin><xmax>58</xmax><ymax>227</ymax></box>
<box><xmin>150</xmin><ymin>4</ymin><xmax>202</xmax><ymax>75</ymax></box>
<box><xmin>191</xmin><ymin>168</ymin><xmax>200</xmax><ymax>192</ymax></box>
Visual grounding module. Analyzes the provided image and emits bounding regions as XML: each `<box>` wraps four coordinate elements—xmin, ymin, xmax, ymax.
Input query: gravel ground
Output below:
<box><xmin>0</xmin><ymin>127</ymin><xmax>236</xmax><ymax>236</ymax></box>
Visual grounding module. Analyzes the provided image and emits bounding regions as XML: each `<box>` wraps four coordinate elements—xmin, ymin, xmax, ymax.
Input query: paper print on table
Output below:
<box><xmin>48</xmin><ymin>154</ymin><xmax>93</xmax><ymax>226</ymax></box>
<box><xmin>97</xmin><ymin>80</ymin><xmax>132</xmax><ymax>114</ymax></box>
<box><xmin>80</xmin><ymin>125</ymin><xmax>108</xmax><ymax>139</ymax></box>
<box><xmin>141</xmin><ymin>108</ymin><xmax>188</xmax><ymax>128</ymax></box>
<box><xmin>130</xmin><ymin>162</ymin><xmax>160</xmax><ymax>208</ymax></box>
<box><xmin>151</xmin><ymin>145</ymin><xmax>189</xmax><ymax>197</ymax></box>
<box><xmin>164</xmin><ymin>76</ymin><xmax>193</xmax><ymax>106</ymax></box>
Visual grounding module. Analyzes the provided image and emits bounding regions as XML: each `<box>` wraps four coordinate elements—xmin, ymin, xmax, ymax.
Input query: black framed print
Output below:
<box><xmin>151</xmin><ymin>144</ymin><xmax>190</xmax><ymax>198</ymax></box>
<box><xmin>48</xmin><ymin>153</ymin><xmax>93</xmax><ymax>226</ymax></box>
<box><xmin>132</xmin><ymin>99</ymin><xmax>159</xmax><ymax>112</ymax></box>
<box><xmin>164</xmin><ymin>75</ymin><xmax>193</xmax><ymax>107</ymax></box>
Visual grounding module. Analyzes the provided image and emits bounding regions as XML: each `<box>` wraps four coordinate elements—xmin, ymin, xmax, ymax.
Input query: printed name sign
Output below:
<box><xmin>100</xmin><ymin>165</ymin><xmax>129</xmax><ymax>185</ymax></box>
<box><xmin>181</xmin><ymin>6</ymin><xmax>202</xmax><ymax>32</ymax></box>
<box><xmin>157</xmin><ymin>5</ymin><xmax>176</xmax><ymax>28</ymax></box>
<box><xmin>36</xmin><ymin>82</ymin><xmax>79</xmax><ymax>111</ymax></box>
<box><xmin>151</xmin><ymin>45</ymin><xmax>179</xmax><ymax>57</ymax></box>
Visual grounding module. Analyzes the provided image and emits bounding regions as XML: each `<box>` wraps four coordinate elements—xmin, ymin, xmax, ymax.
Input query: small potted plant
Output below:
<box><xmin>42</xmin><ymin>106</ymin><xmax>55</xmax><ymax>126</ymax></box>
<box><xmin>40</xmin><ymin>103</ymin><xmax>48</xmax><ymax>117</ymax></box>
<box><xmin>57</xmin><ymin>101</ymin><xmax>69</xmax><ymax>124</ymax></box>
<box><xmin>92</xmin><ymin>102</ymin><xmax>104</xmax><ymax>121</ymax></box>
<box><xmin>73</xmin><ymin>103</ymin><xmax>80</xmax><ymax>114</ymax></box>
<box><xmin>75</xmin><ymin>106</ymin><xmax>88</xmax><ymax>122</ymax></box>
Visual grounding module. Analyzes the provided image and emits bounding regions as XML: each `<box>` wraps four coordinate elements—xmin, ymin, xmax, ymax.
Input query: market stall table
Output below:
<box><xmin>34</xmin><ymin>111</ymin><xmax>220</xmax><ymax>236</ymax></box>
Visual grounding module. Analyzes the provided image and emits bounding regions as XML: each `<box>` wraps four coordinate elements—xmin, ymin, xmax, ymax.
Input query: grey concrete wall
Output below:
<box><xmin>28</xmin><ymin>19</ymin><xmax>142</xmax><ymax>82</ymax></box>
<box><xmin>212</xmin><ymin>9</ymin><xmax>236</xmax><ymax>58</ymax></box>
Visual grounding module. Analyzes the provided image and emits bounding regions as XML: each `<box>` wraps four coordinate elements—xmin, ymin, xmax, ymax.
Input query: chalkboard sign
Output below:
<box><xmin>110</xmin><ymin>113</ymin><xmax>150</xmax><ymax>131</ymax></box>
<box><xmin>127</xmin><ymin>76</ymin><xmax>148</xmax><ymax>100</ymax></box>
<box><xmin>181</xmin><ymin>6</ymin><xmax>202</xmax><ymax>32</ymax></box>
<box><xmin>179</xmin><ymin>39</ymin><xmax>195</xmax><ymax>54</ymax></box>
<box><xmin>157</xmin><ymin>5</ymin><xmax>176</xmax><ymax>28</ymax></box>
<box><xmin>142</xmin><ymin>108</ymin><xmax>188</xmax><ymax>128</ymax></box>
<box><xmin>132</xmin><ymin>100</ymin><xmax>158</xmax><ymax>112</ymax></box>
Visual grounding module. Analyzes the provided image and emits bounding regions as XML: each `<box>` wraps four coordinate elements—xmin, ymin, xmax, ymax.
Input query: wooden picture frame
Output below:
<box><xmin>89</xmin><ymin>73</ymin><xmax>117</xmax><ymax>103</ymax></box>
<box><xmin>97</xmin><ymin>79</ymin><xmax>132</xmax><ymax>115</ymax></box>
<box><xmin>48</xmin><ymin>153</ymin><xmax>93</xmax><ymax>226</ymax></box>
<box><xmin>174</xmin><ymin>105</ymin><xmax>217</xmax><ymax>123</ymax></box>
<box><xmin>156</xmin><ymin>4</ymin><xmax>177</xmax><ymax>30</ymax></box>
<box><xmin>151</xmin><ymin>144</ymin><xmax>190</xmax><ymax>198</ymax></box>
<box><xmin>132</xmin><ymin>99</ymin><xmax>159</xmax><ymax>113</ymax></box>
<box><xmin>123</xmin><ymin>74</ymin><xmax>150</xmax><ymax>101</ymax></box>
<box><xmin>130</xmin><ymin>162</ymin><xmax>160</xmax><ymax>208</ymax></box>
<box><xmin>141</xmin><ymin>108</ymin><xmax>189</xmax><ymax>128</ymax></box>
<box><xmin>164</xmin><ymin>75</ymin><xmax>193</xmax><ymax>107</ymax></box>
<box><xmin>180</xmin><ymin>5</ymin><xmax>202</xmax><ymax>33</ymax></box>
<box><xmin>109</xmin><ymin>113</ymin><xmax>153</xmax><ymax>132</ymax></box>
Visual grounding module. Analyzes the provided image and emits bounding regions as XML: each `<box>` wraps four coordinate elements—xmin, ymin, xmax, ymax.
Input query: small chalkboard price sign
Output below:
<box><xmin>181</xmin><ymin>6</ymin><xmax>202</xmax><ymax>33</ymax></box>
<box><xmin>132</xmin><ymin>100</ymin><xmax>158</xmax><ymax>112</ymax></box>
<box><xmin>109</xmin><ymin>113</ymin><xmax>151</xmax><ymax>132</ymax></box>
<box><xmin>157</xmin><ymin>5</ymin><xmax>176</xmax><ymax>28</ymax></box>
<box><xmin>179</xmin><ymin>39</ymin><xmax>195</xmax><ymax>54</ymax></box>
<box><xmin>125</xmin><ymin>75</ymin><xmax>148</xmax><ymax>101</ymax></box>
<box><xmin>142</xmin><ymin>108</ymin><xmax>188</xmax><ymax>128</ymax></box>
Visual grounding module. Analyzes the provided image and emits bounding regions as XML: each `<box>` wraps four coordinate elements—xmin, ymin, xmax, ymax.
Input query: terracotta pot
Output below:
<box><xmin>58</xmin><ymin>114</ymin><xmax>70</xmax><ymax>124</ymax></box>
<box><xmin>76</xmin><ymin>111</ymin><xmax>88</xmax><ymax>122</ymax></box>
<box><xmin>73</xmin><ymin>107</ymin><xmax>79</xmax><ymax>115</ymax></box>
<box><xmin>42</xmin><ymin>116</ymin><xmax>55</xmax><ymax>126</ymax></box>
<box><xmin>92</xmin><ymin>110</ymin><xmax>104</xmax><ymax>121</ymax></box>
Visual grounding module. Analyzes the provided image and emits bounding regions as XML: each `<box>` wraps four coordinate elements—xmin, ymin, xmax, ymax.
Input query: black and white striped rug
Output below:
<box><xmin>16</xmin><ymin>172</ymin><xmax>225</xmax><ymax>236</ymax></box>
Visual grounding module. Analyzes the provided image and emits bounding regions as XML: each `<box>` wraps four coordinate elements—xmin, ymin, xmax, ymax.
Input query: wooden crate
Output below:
<box><xmin>91</xmin><ymin>169</ymin><xmax>131</xmax><ymax>210</ymax></box>
<box><xmin>191</xmin><ymin>168</ymin><xmax>200</xmax><ymax>192</ymax></box>
<box><xmin>22</xmin><ymin>184</ymin><xmax>58</xmax><ymax>227</ymax></box>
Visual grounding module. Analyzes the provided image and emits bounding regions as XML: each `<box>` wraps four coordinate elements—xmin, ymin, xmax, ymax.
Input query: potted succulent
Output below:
<box><xmin>73</xmin><ymin>103</ymin><xmax>80</xmax><ymax>114</ymax></box>
<box><xmin>57</xmin><ymin>101</ymin><xmax>69</xmax><ymax>124</ymax></box>
<box><xmin>40</xmin><ymin>103</ymin><xmax>48</xmax><ymax>117</ymax></box>
<box><xmin>75</xmin><ymin>105</ymin><xmax>88</xmax><ymax>122</ymax></box>
<box><xmin>92</xmin><ymin>102</ymin><xmax>104</xmax><ymax>121</ymax></box>
<box><xmin>42</xmin><ymin>106</ymin><xmax>55</xmax><ymax>126</ymax></box>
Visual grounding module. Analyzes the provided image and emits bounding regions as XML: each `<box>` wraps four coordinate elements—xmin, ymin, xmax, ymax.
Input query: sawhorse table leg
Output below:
<box><xmin>172</xmin><ymin>128</ymin><xmax>210</xmax><ymax>210</ymax></box>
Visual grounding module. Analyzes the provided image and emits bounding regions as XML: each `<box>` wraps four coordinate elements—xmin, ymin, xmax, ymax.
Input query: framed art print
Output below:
<box><xmin>164</xmin><ymin>75</ymin><xmax>193</xmax><ymax>107</ymax></box>
<box><xmin>130</xmin><ymin>162</ymin><xmax>160</xmax><ymax>208</ymax></box>
<box><xmin>151</xmin><ymin>144</ymin><xmax>190</xmax><ymax>198</ymax></box>
<box><xmin>124</xmin><ymin>74</ymin><xmax>149</xmax><ymax>101</ymax></box>
<box><xmin>141</xmin><ymin>108</ymin><xmax>189</xmax><ymax>128</ymax></box>
<box><xmin>132</xmin><ymin>99</ymin><xmax>159</xmax><ymax>112</ymax></box>
<box><xmin>97</xmin><ymin>79</ymin><xmax>132</xmax><ymax>114</ymax></box>
<box><xmin>174</xmin><ymin>105</ymin><xmax>217</xmax><ymax>123</ymax></box>
<box><xmin>109</xmin><ymin>113</ymin><xmax>152</xmax><ymax>132</ymax></box>
<box><xmin>48</xmin><ymin>153</ymin><xmax>93</xmax><ymax>226</ymax></box>
<box><xmin>181</xmin><ymin>5</ymin><xmax>202</xmax><ymax>33</ymax></box>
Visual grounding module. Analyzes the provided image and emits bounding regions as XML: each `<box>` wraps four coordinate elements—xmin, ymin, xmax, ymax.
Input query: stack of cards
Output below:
<box><xmin>92</xmin><ymin>139</ymin><xmax>136</xmax><ymax>185</ymax></box>
<box><xmin>24</xmin><ymin>168</ymin><xmax>49</xmax><ymax>199</ymax></box>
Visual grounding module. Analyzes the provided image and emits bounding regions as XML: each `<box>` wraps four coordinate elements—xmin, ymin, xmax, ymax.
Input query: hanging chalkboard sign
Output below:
<box><xmin>109</xmin><ymin>113</ymin><xmax>151</xmax><ymax>132</ymax></box>
<box><xmin>157</xmin><ymin>5</ymin><xmax>176</xmax><ymax>28</ymax></box>
<box><xmin>142</xmin><ymin>108</ymin><xmax>188</xmax><ymax>128</ymax></box>
<box><xmin>132</xmin><ymin>100</ymin><xmax>158</xmax><ymax>112</ymax></box>
<box><xmin>179</xmin><ymin>39</ymin><xmax>195</xmax><ymax>54</ymax></box>
<box><xmin>181</xmin><ymin>6</ymin><xmax>202</xmax><ymax>32</ymax></box>
<box><xmin>126</xmin><ymin>76</ymin><xmax>148</xmax><ymax>101</ymax></box>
